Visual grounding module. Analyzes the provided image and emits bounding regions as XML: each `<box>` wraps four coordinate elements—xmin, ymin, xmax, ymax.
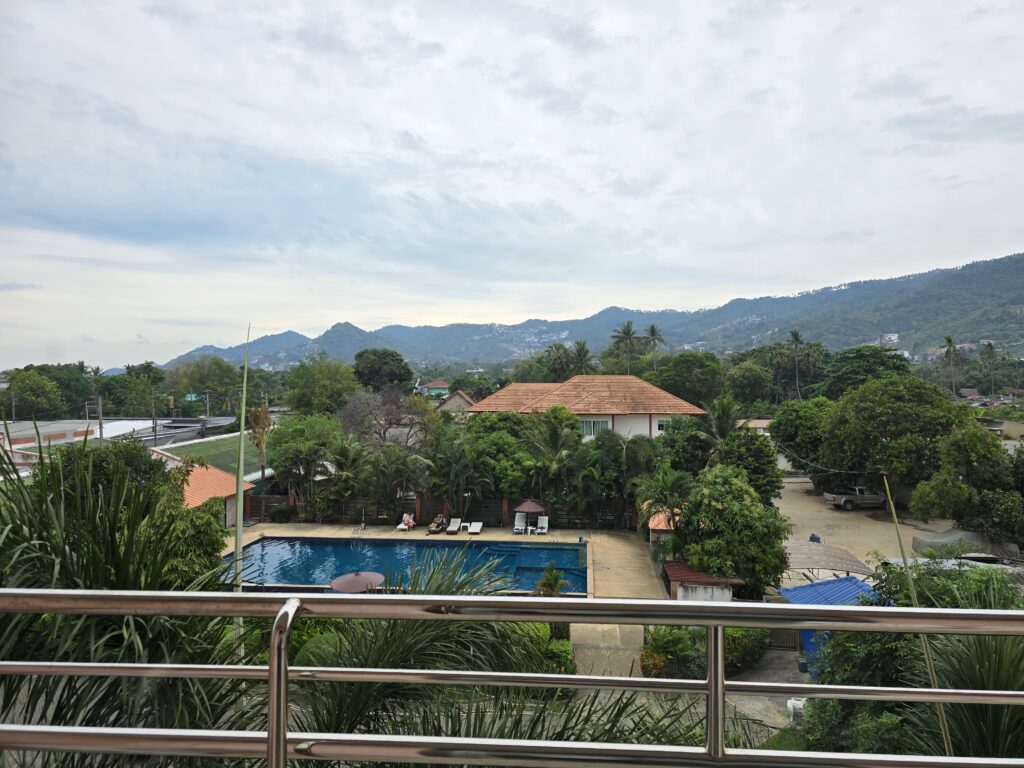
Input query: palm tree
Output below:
<box><xmin>980</xmin><ymin>341</ymin><xmax>998</xmax><ymax>395</ymax></box>
<box><xmin>429</xmin><ymin>431</ymin><xmax>492</xmax><ymax>520</ymax></box>
<box><xmin>612</xmin><ymin>320</ymin><xmax>640</xmax><ymax>374</ymax></box>
<box><xmin>331</xmin><ymin>432</ymin><xmax>369</xmax><ymax>514</ymax></box>
<box><xmin>645</xmin><ymin>324</ymin><xmax>666</xmax><ymax>371</ymax></box>
<box><xmin>370</xmin><ymin>444</ymin><xmax>431</xmax><ymax>518</ymax></box>
<box><xmin>542</xmin><ymin>343</ymin><xmax>572</xmax><ymax>381</ymax></box>
<box><xmin>944</xmin><ymin>335</ymin><xmax>960</xmax><ymax>396</ymax></box>
<box><xmin>247</xmin><ymin>399</ymin><xmax>273</xmax><ymax>483</ymax></box>
<box><xmin>525</xmin><ymin>417</ymin><xmax>579</xmax><ymax>505</ymax></box>
<box><xmin>789</xmin><ymin>329</ymin><xmax>803</xmax><ymax>400</ymax></box>
<box><xmin>697</xmin><ymin>395</ymin><xmax>743</xmax><ymax>464</ymax></box>
<box><xmin>569</xmin><ymin>340</ymin><xmax>597</xmax><ymax>376</ymax></box>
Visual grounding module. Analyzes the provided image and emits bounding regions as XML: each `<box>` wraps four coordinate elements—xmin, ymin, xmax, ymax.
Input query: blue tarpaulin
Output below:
<box><xmin>780</xmin><ymin>576</ymin><xmax>875</xmax><ymax>675</ymax></box>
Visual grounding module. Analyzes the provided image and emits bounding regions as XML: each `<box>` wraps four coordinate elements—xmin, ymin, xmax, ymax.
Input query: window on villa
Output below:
<box><xmin>581</xmin><ymin>419</ymin><xmax>610</xmax><ymax>436</ymax></box>
<box><xmin>657</xmin><ymin>420</ymin><xmax>669</xmax><ymax>432</ymax></box>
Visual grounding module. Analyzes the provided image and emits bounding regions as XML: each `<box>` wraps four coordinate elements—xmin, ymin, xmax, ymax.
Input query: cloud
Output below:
<box><xmin>135</xmin><ymin>334</ymin><xmax>149</xmax><ymax>344</ymax></box>
<box><xmin>0</xmin><ymin>281</ymin><xmax>39</xmax><ymax>291</ymax></box>
<box><xmin>888</xmin><ymin>104</ymin><xmax>1024</xmax><ymax>143</ymax></box>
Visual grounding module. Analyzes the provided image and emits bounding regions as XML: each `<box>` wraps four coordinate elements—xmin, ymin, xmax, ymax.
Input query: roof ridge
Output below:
<box><xmin>518</xmin><ymin>379</ymin><xmax>572</xmax><ymax>412</ymax></box>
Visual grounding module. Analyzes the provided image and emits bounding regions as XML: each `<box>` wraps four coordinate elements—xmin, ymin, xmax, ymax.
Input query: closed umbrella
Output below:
<box><xmin>330</xmin><ymin>571</ymin><xmax>385</xmax><ymax>593</ymax></box>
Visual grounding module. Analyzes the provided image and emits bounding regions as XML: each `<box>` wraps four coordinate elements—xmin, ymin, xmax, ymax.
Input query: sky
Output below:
<box><xmin>1</xmin><ymin>1</ymin><xmax>1023</xmax><ymax>369</ymax></box>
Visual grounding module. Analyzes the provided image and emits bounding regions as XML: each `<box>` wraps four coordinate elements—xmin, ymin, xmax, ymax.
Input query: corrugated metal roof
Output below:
<box><xmin>780</xmin><ymin>575</ymin><xmax>873</xmax><ymax>606</ymax></box>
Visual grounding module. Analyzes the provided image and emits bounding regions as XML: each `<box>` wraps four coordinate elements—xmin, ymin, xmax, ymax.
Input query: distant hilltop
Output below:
<box><xmin>164</xmin><ymin>252</ymin><xmax>1024</xmax><ymax>370</ymax></box>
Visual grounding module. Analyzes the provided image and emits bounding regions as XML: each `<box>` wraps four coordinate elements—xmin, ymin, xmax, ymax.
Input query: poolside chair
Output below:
<box><xmin>512</xmin><ymin>512</ymin><xmax>526</xmax><ymax>535</ymax></box>
<box><xmin>468</xmin><ymin>521</ymin><xmax>483</xmax><ymax>535</ymax></box>
<box><xmin>396</xmin><ymin>513</ymin><xmax>415</xmax><ymax>531</ymax></box>
<box><xmin>446</xmin><ymin>518</ymin><xmax>462</xmax><ymax>535</ymax></box>
<box><xmin>535</xmin><ymin>515</ymin><xmax>549</xmax><ymax>535</ymax></box>
<box><xmin>427</xmin><ymin>516</ymin><xmax>446</xmax><ymax>535</ymax></box>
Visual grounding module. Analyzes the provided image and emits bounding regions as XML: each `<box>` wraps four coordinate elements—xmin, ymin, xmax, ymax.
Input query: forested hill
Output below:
<box><xmin>165</xmin><ymin>253</ymin><xmax>1024</xmax><ymax>369</ymax></box>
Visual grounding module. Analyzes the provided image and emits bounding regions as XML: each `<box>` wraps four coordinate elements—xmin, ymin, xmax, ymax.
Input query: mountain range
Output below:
<box><xmin>163</xmin><ymin>253</ymin><xmax>1024</xmax><ymax>370</ymax></box>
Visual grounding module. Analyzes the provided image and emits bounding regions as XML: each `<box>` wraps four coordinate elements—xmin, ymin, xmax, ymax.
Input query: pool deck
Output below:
<box><xmin>224</xmin><ymin>523</ymin><xmax>666</xmax><ymax>677</ymax></box>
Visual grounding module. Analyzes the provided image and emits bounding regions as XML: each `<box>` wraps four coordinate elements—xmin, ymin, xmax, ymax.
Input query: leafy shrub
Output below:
<box><xmin>723</xmin><ymin>627</ymin><xmax>770</xmax><ymax>673</ymax></box>
<box><xmin>642</xmin><ymin>626</ymin><xmax>770</xmax><ymax>678</ymax></box>
<box><xmin>545</xmin><ymin>639</ymin><xmax>576</xmax><ymax>675</ymax></box>
<box><xmin>269</xmin><ymin>504</ymin><xmax>293</xmax><ymax>523</ymax></box>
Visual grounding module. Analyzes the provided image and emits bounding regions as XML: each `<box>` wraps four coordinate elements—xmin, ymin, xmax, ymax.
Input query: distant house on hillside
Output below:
<box><xmin>436</xmin><ymin>390</ymin><xmax>476</xmax><ymax>416</ymax></box>
<box><xmin>419</xmin><ymin>379</ymin><xmax>450</xmax><ymax>397</ymax></box>
<box><xmin>468</xmin><ymin>375</ymin><xmax>704</xmax><ymax>440</ymax></box>
<box><xmin>737</xmin><ymin>418</ymin><xmax>772</xmax><ymax>435</ymax></box>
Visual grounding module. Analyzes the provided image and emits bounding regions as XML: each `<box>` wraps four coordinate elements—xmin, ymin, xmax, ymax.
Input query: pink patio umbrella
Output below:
<box><xmin>330</xmin><ymin>571</ymin><xmax>385</xmax><ymax>593</ymax></box>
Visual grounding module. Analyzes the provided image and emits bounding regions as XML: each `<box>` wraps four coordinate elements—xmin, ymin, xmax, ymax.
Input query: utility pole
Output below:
<box><xmin>10</xmin><ymin>396</ymin><xmax>15</xmax><ymax>422</ymax></box>
<box><xmin>151</xmin><ymin>391</ymin><xmax>158</xmax><ymax>446</ymax></box>
<box><xmin>205</xmin><ymin>390</ymin><xmax>211</xmax><ymax>419</ymax></box>
<box><xmin>97</xmin><ymin>393</ymin><xmax>104</xmax><ymax>448</ymax></box>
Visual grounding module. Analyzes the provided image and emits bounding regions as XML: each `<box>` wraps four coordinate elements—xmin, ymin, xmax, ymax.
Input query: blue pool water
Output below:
<box><xmin>234</xmin><ymin>537</ymin><xmax>588</xmax><ymax>593</ymax></box>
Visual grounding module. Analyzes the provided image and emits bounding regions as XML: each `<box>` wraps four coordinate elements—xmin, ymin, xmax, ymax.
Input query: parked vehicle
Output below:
<box><xmin>822</xmin><ymin>487</ymin><xmax>886</xmax><ymax>511</ymax></box>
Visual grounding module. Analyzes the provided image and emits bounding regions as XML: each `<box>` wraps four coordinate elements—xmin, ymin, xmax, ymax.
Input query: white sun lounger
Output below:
<box><xmin>446</xmin><ymin>518</ymin><xmax>462</xmax><ymax>535</ymax></box>
<box><xmin>468</xmin><ymin>521</ymin><xmax>483</xmax><ymax>535</ymax></box>
<box><xmin>536</xmin><ymin>515</ymin><xmax>549</xmax><ymax>534</ymax></box>
<box><xmin>512</xmin><ymin>512</ymin><xmax>526</xmax><ymax>535</ymax></box>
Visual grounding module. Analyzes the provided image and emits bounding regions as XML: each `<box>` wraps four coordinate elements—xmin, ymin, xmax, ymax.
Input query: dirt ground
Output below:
<box><xmin>778</xmin><ymin>477</ymin><xmax>949</xmax><ymax>567</ymax></box>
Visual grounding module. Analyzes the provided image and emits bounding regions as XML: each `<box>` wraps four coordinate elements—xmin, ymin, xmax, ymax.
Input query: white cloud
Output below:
<box><xmin>0</xmin><ymin>0</ymin><xmax>1022</xmax><ymax>368</ymax></box>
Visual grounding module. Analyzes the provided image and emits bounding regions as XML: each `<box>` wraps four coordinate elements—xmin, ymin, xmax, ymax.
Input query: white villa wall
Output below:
<box><xmin>578</xmin><ymin>413</ymin><xmax>676</xmax><ymax>440</ymax></box>
<box><xmin>677</xmin><ymin>583</ymin><xmax>734</xmax><ymax>602</ymax></box>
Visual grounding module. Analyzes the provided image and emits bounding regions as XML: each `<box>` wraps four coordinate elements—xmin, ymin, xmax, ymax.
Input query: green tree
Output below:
<box><xmin>429</xmin><ymin>426</ymin><xmax>492</xmax><ymax>520</ymax></box>
<box><xmin>943</xmin><ymin>335</ymin><xmax>961</xmax><ymax>396</ymax></box>
<box><xmin>369</xmin><ymin>443</ymin><xmax>431</xmax><ymax>518</ymax></box>
<box><xmin>612</xmin><ymin>320</ymin><xmax>640</xmax><ymax>374</ymax></box>
<box><xmin>447</xmin><ymin>372</ymin><xmax>497</xmax><ymax>401</ymax></box>
<box><xmin>163</xmin><ymin>354</ymin><xmax>241</xmax><ymax>416</ymax></box>
<box><xmin>643</xmin><ymin>351</ymin><xmax>725</xmax><ymax>407</ymax></box>
<box><xmin>525</xmin><ymin>406</ymin><xmax>582</xmax><ymax>505</ymax></box>
<box><xmin>42</xmin><ymin>439</ymin><xmax>172</xmax><ymax>505</ymax></box>
<box><xmin>657</xmin><ymin>415</ymin><xmax>711</xmax><ymax>474</ymax></box>
<box><xmin>474</xmin><ymin>430</ymin><xmax>533</xmax><ymax>499</ymax></box>
<box><xmin>726</xmin><ymin>360</ymin><xmax>772</xmax><ymax>405</ymax></box>
<box><xmin>569</xmin><ymin>340</ymin><xmax>598</xmax><ymax>376</ymax></box>
<box><xmin>266</xmin><ymin>413</ymin><xmax>343</xmax><ymax>514</ymax></box>
<box><xmin>697</xmin><ymin>395</ymin><xmax>742</xmax><ymax>464</ymax></box>
<box><xmin>820</xmin><ymin>376</ymin><xmax>966</xmax><ymax>488</ymax></box>
<box><xmin>285</xmin><ymin>352</ymin><xmax>360</xmax><ymax>415</ymax></box>
<box><xmin>645</xmin><ymin>324</ymin><xmax>666</xmax><ymax>371</ymax></box>
<box><xmin>789</xmin><ymin>330</ymin><xmax>804</xmax><ymax>400</ymax></box>
<box><xmin>248</xmin><ymin>399</ymin><xmax>273</xmax><ymax>483</ymax></box>
<box><xmin>815</xmin><ymin>346</ymin><xmax>911</xmax><ymax>400</ymax></box>
<box><xmin>353</xmin><ymin>347</ymin><xmax>414</xmax><ymax>392</ymax></box>
<box><xmin>330</xmin><ymin>432</ymin><xmax>370</xmax><ymax>512</ymax></box>
<box><xmin>770</xmin><ymin>397</ymin><xmax>837</xmax><ymax>483</ymax></box>
<box><xmin>17</xmin><ymin>361</ymin><xmax>93</xmax><ymax>417</ymax></box>
<box><xmin>676</xmin><ymin>464</ymin><xmax>789</xmax><ymax>598</ymax></box>
<box><xmin>7</xmin><ymin>368</ymin><xmax>65</xmax><ymax>419</ymax></box>
<box><xmin>719</xmin><ymin>428</ymin><xmax>784</xmax><ymax>505</ymax></box>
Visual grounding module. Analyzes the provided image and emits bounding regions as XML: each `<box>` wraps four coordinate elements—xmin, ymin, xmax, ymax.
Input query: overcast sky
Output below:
<box><xmin>2</xmin><ymin>1</ymin><xmax>1023</xmax><ymax>369</ymax></box>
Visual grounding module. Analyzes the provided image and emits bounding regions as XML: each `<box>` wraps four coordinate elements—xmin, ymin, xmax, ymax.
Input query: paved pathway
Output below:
<box><xmin>570</xmin><ymin>531</ymin><xmax>666</xmax><ymax>677</ymax></box>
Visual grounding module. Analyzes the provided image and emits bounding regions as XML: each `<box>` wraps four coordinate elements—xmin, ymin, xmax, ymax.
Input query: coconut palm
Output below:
<box><xmin>612</xmin><ymin>320</ymin><xmax>640</xmax><ymax>374</ymax></box>
<box><xmin>645</xmin><ymin>324</ymin><xmax>666</xmax><ymax>371</ymax></box>
<box><xmin>429</xmin><ymin>429</ymin><xmax>492</xmax><ymax>520</ymax></box>
<box><xmin>789</xmin><ymin>329</ymin><xmax>803</xmax><ymax>400</ymax></box>
<box><xmin>944</xmin><ymin>335</ymin><xmax>960</xmax><ymax>396</ymax></box>
<box><xmin>525</xmin><ymin>416</ymin><xmax>580</xmax><ymax>505</ymax></box>
<box><xmin>697</xmin><ymin>395</ymin><xmax>743</xmax><ymax>465</ymax></box>
<box><xmin>331</xmin><ymin>432</ymin><xmax>369</xmax><ymax>513</ymax></box>
<box><xmin>542</xmin><ymin>342</ymin><xmax>572</xmax><ymax>381</ymax></box>
<box><xmin>369</xmin><ymin>443</ymin><xmax>431</xmax><ymax>518</ymax></box>
<box><xmin>247</xmin><ymin>399</ymin><xmax>273</xmax><ymax>482</ymax></box>
<box><xmin>569</xmin><ymin>340</ymin><xmax>597</xmax><ymax>376</ymax></box>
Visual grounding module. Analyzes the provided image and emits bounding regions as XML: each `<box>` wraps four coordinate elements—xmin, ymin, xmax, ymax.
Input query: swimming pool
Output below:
<box><xmin>234</xmin><ymin>537</ymin><xmax>588</xmax><ymax>593</ymax></box>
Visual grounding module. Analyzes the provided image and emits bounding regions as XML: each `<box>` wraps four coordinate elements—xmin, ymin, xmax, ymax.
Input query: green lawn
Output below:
<box><xmin>164</xmin><ymin>434</ymin><xmax>263</xmax><ymax>476</ymax></box>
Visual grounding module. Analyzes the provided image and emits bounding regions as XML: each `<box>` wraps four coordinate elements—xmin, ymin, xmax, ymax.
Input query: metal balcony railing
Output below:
<box><xmin>1</xmin><ymin>588</ymin><xmax>1024</xmax><ymax>767</ymax></box>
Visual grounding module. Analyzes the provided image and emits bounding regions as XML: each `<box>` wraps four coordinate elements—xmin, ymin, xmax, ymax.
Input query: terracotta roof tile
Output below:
<box><xmin>467</xmin><ymin>375</ymin><xmax>704</xmax><ymax>416</ymax></box>
<box><xmin>183</xmin><ymin>465</ymin><xmax>253</xmax><ymax>509</ymax></box>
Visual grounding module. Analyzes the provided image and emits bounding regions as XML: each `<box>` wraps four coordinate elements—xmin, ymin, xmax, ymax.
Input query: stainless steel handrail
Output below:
<box><xmin>1</xmin><ymin>588</ymin><xmax>1023</xmax><ymax>767</ymax></box>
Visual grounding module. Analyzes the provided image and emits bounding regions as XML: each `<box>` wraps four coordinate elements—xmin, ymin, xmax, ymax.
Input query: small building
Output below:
<box><xmin>182</xmin><ymin>464</ymin><xmax>254</xmax><ymax>526</ymax></box>
<box><xmin>421</xmin><ymin>380</ymin><xmax>450</xmax><ymax>397</ymax></box>
<box><xmin>436</xmin><ymin>390</ymin><xmax>476</xmax><ymax>415</ymax></box>
<box><xmin>737</xmin><ymin>418</ymin><xmax>772</xmax><ymax>434</ymax></box>
<box><xmin>468</xmin><ymin>375</ymin><xmax>705</xmax><ymax>440</ymax></box>
<box><xmin>976</xmin><ymin>417</ymin><xmax>1005</xmax><ymax>436</ymax></box>
<box><xmin>663</xmin><ymin>561</ymin><xmax>743</xmax><ymax>602</ymax></box>
<box><xmin>779</xmin><ymin>576</ymin><xmax>874</xmax><ymax>671</ymax></box>
<box><xmin>646</xmin><ymin>510</ymin><xmax>675</xmax><ymax>546</ymax></box>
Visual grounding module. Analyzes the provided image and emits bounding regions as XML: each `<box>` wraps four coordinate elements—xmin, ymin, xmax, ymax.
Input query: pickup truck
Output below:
<box><xmin>823</xmin><ymin>487</ymin><xmax>886</xmax><ymax>511</ymax></box>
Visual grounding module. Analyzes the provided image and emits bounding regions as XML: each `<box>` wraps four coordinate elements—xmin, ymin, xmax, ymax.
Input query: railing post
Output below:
<box><xmin>268</xmin><ymin>598</ymin><xmax>301</xmax><ymax>767</ymax></box>
<box><xmin>705</xmin><ymin>624</ymin><xmax>725</xmax><ymax>760</ymax></box>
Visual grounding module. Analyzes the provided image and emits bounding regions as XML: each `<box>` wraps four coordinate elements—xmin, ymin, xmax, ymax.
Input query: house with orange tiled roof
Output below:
<box><xmin>467</xmin><ymin>375</ymin><xmax>704</xmax><ymax>440</ymax></box>
<box><xmin>149</xmin><ymin>446</ymin><xmax>254</xmax><ymax>525</ymax></box>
